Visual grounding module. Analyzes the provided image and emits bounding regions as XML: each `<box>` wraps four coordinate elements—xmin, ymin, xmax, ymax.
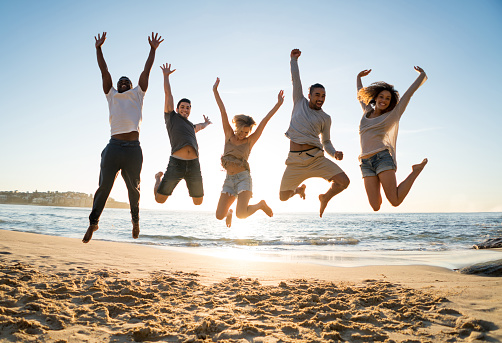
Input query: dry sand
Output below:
<box><xmin>0</xmin><ymin>229</ymin><xmax>501</xmax><ymax>342</ymax></box>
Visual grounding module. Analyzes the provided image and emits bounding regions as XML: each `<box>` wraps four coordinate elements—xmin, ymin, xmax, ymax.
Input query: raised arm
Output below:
<box><xmin>248</xmin><ymin>90</ymin><xmax>284</xmax><ymax>148</ymax></box>
<box><xmin>138</xmin><ymin>32</ymin><xmax>164</xmax><ymax>92</ymax></box>
<box><xmin>213</xmin><ymin>78</ymin><xmax>234</xmax><ymax>139</ymax></box>
<box><xmin>357</xmin><ymin>69</ymin><xmax>371</xmax><ymax>91</ymax></box>
<box><xmin>194</xmin><ymin>115</ymin><xmax>212</xmax><ymax>133</ymax></box>
<box><xmin>160</xmin><ymin>63</ymin><xmax>176</xmax><ymax>113</ymax></box>
<box><xmin>356</xmin><ymin>69</ymin><xmax>372</xmax><ymax>111</ymax></box>
<box><xmin>95</xmin><ymin>32</ymin><xmax>112</xmax><ymax>94</ymax></box>
<box><xmin>394</xmin><ymin>66</ymin><xmax>428</xmax><ymax>117</ymax></box>
<box><xmin>290</xmin><ymin>49</ymin><xmax>303</xmax><ymax>103</ymax></box>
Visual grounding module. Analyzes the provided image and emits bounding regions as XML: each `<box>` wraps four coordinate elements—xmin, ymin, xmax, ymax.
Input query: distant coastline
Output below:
<box><xmin>0</xmin><ymin>191</ymin><xmax>128</xmax><ymax>209</ymax></box>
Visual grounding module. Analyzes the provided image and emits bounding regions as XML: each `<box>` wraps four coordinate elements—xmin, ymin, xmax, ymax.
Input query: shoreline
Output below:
<box><xmin>3</xmin><ymin>225</ymin><xmax>502</xmax><ymax>270</ymax></box>
<box><xmin>162</xmin><ymin>245</ymin><xmax>502</xmax><ymax>270</ymax></box>
<box><xmin>0</xmin><ymin>229</ymin><xmax>501</xmax><ymax>341</ymax></box>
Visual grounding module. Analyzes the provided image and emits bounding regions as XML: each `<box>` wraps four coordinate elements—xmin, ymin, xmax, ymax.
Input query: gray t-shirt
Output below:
<box><xmin>164</xmin><ymin>111</ymin><xmax>199</xmax><ymax>156</ymax></box>
<box><xmin>284</xmin><ymin>59</ymin><xmax>337</xmax><ymax>157</ymax></box>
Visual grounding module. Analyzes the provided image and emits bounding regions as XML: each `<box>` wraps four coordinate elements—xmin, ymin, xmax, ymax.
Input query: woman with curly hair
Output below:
<box><xmin>213</xmin><ymin>77</ymin><xmax>284</xmax><ymax>227</ymax></box>
<box><xmin>356</xmin><ymin>67</ymin><xmax>428</xmax><ymax>211</ymax></box>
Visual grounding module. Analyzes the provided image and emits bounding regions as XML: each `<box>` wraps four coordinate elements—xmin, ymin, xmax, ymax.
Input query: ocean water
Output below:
<box><xmin>1</xmin><ymin>204</ymin><xmax>501</xmax><ymax>269</ymax></box>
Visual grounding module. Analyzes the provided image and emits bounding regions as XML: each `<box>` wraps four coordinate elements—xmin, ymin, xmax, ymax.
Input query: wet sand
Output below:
<box><xmin>0</xmin><ymin>229</ymin><xmax>501</xmax><ymax>342</ymax></box>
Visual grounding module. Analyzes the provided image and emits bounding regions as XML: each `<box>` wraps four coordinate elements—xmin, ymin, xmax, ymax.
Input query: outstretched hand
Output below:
<box><xmin>334</xmin><ymin>151</ymin><xmax>344</xmax><ymax>161</ymax></box>
<box><xmin>291</xmin><ymin>48</ymin><xmax>301</xmax><ymax>59</ymax></box>
<box><xmin>95</xmin><ymin>32</ymin><xmax>107</xmax><ymax>48</ymax></box>
<box><xmin>213</xmin><ymin>77</ymin><xmax>220</xmax><ymax>91</ymax></box>
<box><xmin>277</xmin><ymin>90</ymin><xmax>285</xmax><ymax>105</ymax></box>
<box><xmin>203</xmin><ymin>115</ymin><xmax>212</xmax><ymax>126</ymax></box>
<box><xmin>358</xmin><ymin>69</ymin><xmax>372</xmax><ymax>78</ymax></box>
<box><xmin>148</xmin><ymin>32</ymin><xmax>164</xmax><ymax>49</ymax></box>
<box><xmin>160</xmin><ymin>63</ymin><xmax>176</xmax><ymax>76</ymax></box>
<box><xmin>414</xmin><ymin>66</ymin><xmax>425</xmax><ymax>74</ymax></box>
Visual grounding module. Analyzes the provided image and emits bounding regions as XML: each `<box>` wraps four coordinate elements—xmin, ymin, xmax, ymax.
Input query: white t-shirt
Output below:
<box><xmin>106</xmin><ymin>85</ymin><xmax>145</xmax><ymax>135</ymax></box>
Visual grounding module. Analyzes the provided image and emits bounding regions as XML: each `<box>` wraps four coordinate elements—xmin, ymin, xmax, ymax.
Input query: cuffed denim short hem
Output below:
<box><xmin>221</xmin><ymin>170</ymin><xmax>252</xmax><ymax>197</ymax></box>
<box><xmin>360</xmin><ymin>149</ymin><xmax>396</xmax><ymax>178</ymax></box>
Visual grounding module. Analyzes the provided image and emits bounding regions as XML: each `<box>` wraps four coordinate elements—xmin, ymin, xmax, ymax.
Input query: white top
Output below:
<box><xmin>106</xmin><ymin>85</ymin><xmax>145</xmax><ymax>136</ymax></box>
<box><xmin>284</xmin><ymin>59</ymin><xmax>337</xmax><ymax>157</ymax></box>
<box><xmin>359</xmin><ymin>72</ymin><xmax>427</xmax><ymax>167</ymax></box>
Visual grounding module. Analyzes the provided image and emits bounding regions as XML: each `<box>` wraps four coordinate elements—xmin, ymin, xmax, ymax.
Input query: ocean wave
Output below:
<box><xmin>139</xmin><ymin>234</ymin><xmax>359</xmax><ymax>247</ymax></box>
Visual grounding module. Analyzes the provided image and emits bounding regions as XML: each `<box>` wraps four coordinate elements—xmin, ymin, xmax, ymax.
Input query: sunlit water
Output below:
<box><xmin>1</xmin><ymin>204</ymin><xmax>501</xmax><ymax>269</ymax></box>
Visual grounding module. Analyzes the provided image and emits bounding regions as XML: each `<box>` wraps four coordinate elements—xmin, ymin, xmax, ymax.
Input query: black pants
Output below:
<box><xmin>89</xmin><ymin>138</ymin><xmax>143</xmax><ymax>225</ymax></box>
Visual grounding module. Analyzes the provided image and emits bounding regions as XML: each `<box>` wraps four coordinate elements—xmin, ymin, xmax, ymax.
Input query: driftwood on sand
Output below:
<box><xmin>473</xmin><ymin>237</ymin><xmax>502</xmax><ymax>249</ymax></box>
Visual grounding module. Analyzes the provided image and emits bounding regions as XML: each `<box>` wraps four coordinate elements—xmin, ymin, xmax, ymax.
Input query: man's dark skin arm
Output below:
<box><xmin>138</xmin><ymin>32</ymin><xmax>164</xmax><ymax>92</ymax></box>
<box><xmin>95</xmin><ymin>32</ymin><xmax>112</xmax><ymax>94</ymax></box>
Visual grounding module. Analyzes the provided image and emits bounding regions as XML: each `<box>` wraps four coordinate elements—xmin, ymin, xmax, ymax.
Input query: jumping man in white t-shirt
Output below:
<box><xmin>83</xmin><ymin>32</ymin><xmax>163</xmax><ymax>243</ymax></box>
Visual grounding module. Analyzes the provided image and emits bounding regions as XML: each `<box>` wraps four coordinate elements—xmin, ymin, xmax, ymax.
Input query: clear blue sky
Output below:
<box><xmin>1</xmin><ymin>0</ymin><xmax>501</xmax><ymax>213</ymax></box>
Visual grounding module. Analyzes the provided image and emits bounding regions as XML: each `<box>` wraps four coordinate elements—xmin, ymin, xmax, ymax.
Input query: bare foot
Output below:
<box><xmin>225</xmin><ymin>209</ymin><xmax>233</xmax><ymax>228</ymax></box>
<box><xmin>82</xmin><ymin>224</ymin><xmax>98</xmax><ymax>243</ymax></box>
<box><xmin>260</xmin><ymin>200</ymin><xmax>273</xmax><ymax>217</ymax></box>
<box><xmin>412</xmin><ymin>158</ymin><xmax>428</xmax><ymax>173</ymax></box>
<box><xmin>155</xmin><ymin>171</ymin><xmax>164</xmax><ymax>180</ymax></box>
<box><xmin>154</xmin><ymin>172</ymin><xmax>164</xmax><ymax>197</ymax></box>
<box><xmin>295</xmin><ymin>184</ymin><xmax>306</xmax><ymax>200</ymax></box>
<box><xmin>132</xmin><ymin>221</ymin><xmax>140</xmax><ymax>239</ymax></box>
<box><xmin>319</xmin><ymin>194</ymin><xmax>329</xmax><ymax>218</ymax></box>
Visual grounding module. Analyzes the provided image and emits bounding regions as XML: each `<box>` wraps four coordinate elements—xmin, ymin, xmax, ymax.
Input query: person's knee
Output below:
<box><xmin>215</xmin><ymin>212</ymin><xmax>226</xmax><ymax>220</ymax></box>
<box><xmin>340</xmin><ymin>174</ymin><xmax>350</xmax><ymax>189</ymax></box>
<box><xmin>371</xmin><ymin>203</ymin><xmax>381</xmax><ymax>211</ymax></box>
<box><xmin>389</xmin><ymin>199</ymin><xmax>401</xmax><ymax>207</ymax></box>
<box><xmin>192</xmin><ymin>197</ymin><xmax>203</xmax><ymax>205</ymax></box>
<box><xmin>332</xmin><ymin>174</ymin><xmax>350</xmax><ymax>189</ymax></box>
<box><xmin>279</xmin><ymin>191</ymin><xmax>291</xmax><ymax>201</ymax></box>
<box><xmin>155</xmin><ymin>194</ymin><xmax>168</xmax><ymax>204</ymax></box>
<box><xmin>235</xmin><ymin>209</ymin><xmax>248</xmax><ymax>219</ymax></box>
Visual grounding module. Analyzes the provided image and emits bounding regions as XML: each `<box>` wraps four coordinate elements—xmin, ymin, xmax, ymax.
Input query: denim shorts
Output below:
<box><xmin>360</xmin><ymin>149</ymin><xmax>396</xmax><ymax>177</ymax></box>
<box><xmin>157</xmin><ymin>156</ymin><xmax>204</xmax><ymax>197</ymax></box>
<box><xmin>221</xmin><ymin>170</ymin><xmax>252</xmax><ymax>197</ymax></box>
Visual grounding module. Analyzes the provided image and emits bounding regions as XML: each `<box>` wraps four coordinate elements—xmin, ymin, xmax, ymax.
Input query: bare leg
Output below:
<box><xmin>235</xmin><ymin>191</ymin><xmax>273</xmax><ymax>219</ymax></box>
<box><xmin>82</xmin><ymin>224</ymin><xmax>98</xmax><ymax>243</ymax></box>
<box><xmin>192</xmin><ymin>197</ymin><xmax>203</xmax><ymax>205</ymax></box>
<box><xmin>319</xmin><ymin>173</ymin><xmax>350</xmax><ymax>218</ymax></box>
<box><xmin>216</xmin><ymin>193</ymin><xmax>236</xmax><ymax>227</ymax></box>
<box><xmin>154</xmin><ymin>172</ymin><xmax>168</xmax><ymax>203</ymax></box>
<box><xmin>363</xmin><ymin>176</ymin><xmax>383</xmax><ymax>211</ymax></box>
<box><xmin>279</xmin><ymin>184</ymin><xmax>306</xmax><ymax>201</ymax></box>
<box><xmin>379</xmin><ymin>158</ymin><xmax>428</xmax><ymax>207</ymax></box>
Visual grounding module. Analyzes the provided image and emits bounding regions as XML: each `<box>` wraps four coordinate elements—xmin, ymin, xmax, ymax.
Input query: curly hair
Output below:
<box><xmin>357</xmin><ymin>82</ymin><xmax>400</xmax><ymax>113</ymax></box>
<box><xmin>232</xmin><ymin>114</ymin><xmax>256</xmax><ymax>130</ymax></box>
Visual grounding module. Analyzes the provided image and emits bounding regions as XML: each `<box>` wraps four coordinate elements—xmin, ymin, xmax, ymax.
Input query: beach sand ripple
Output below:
<box><xmin>0</xmin><ymin>260</ymin><xmax>496</xmax><ymax>342</ymax></box>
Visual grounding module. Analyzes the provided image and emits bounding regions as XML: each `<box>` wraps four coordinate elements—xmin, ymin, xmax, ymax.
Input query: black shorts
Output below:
<box><xmin>157</xmin><ymin>156</ymin><xmax>204</xmax><ymax>198</ymax></box>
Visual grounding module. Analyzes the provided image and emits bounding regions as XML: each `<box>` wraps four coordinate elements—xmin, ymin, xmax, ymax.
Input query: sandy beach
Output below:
<box><xmin>0</xmin><ymin>229</ymin><xmax>501</xmax><ymax>342</ymax></box>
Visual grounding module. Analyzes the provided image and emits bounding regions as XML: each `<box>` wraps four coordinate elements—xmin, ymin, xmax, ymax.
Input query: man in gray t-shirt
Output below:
<box><xmin>153</xmin><ymin>63</ymin><xmax>211</xmax><ymax>205</ymax></box>
<box><xmin>279</xmin><ymin>49</ymin><xmax>350</xmax><ymax>218</ymax></box>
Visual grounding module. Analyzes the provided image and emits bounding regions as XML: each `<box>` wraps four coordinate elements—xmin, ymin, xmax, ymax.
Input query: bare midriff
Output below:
<box><xmin>290</xmin><ymin>141</ymin><xmax>317</xmax><ymax>152</ymax></box>
<box><xmin>173</xmin><ymin>145</ymin><xmax>198</xmax><ymax>160</ymax></box>
<box><xmin>112</xmin><ymin>131</ymin><xmax>139</xmax><ymax>141</ymax></box>
<box><xmin>360</xmin><ymin>150</ymin><xmax>386</xmax><ymax>160</ymax></box>
<box><xmin>224</xmin><ymin>164</ymin><xmax>247</xmax><ymax>175</ymax></box>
